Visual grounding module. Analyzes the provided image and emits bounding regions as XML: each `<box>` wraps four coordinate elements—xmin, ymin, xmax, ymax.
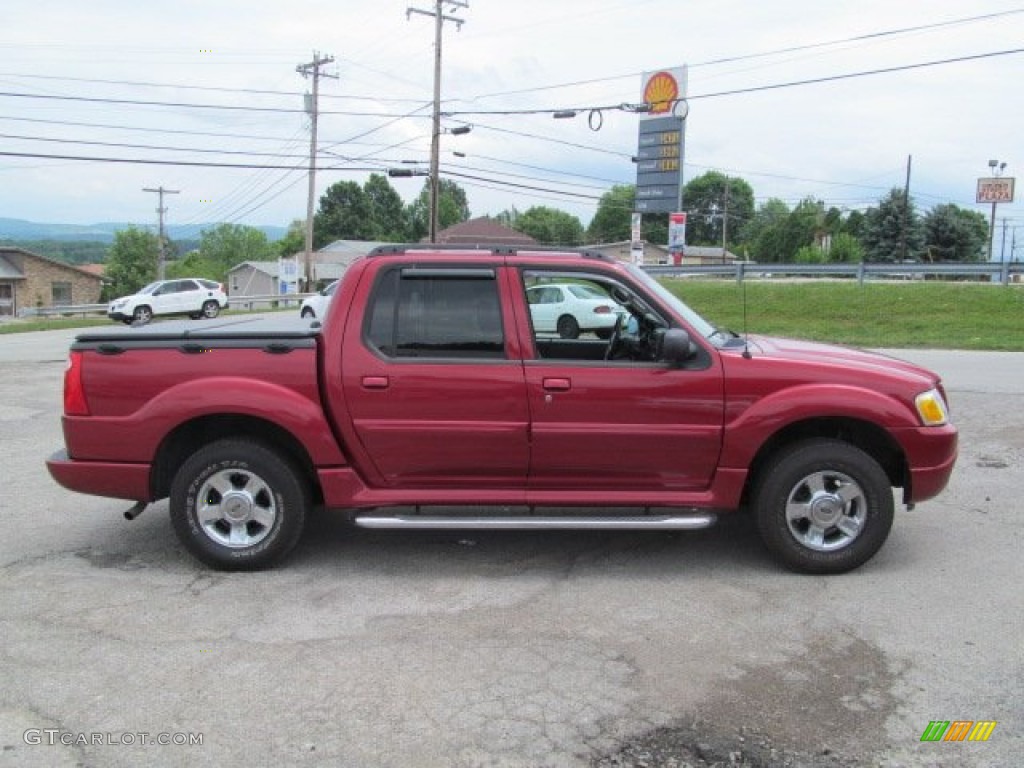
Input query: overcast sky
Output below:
<box><xmin>1</xmin><ymin>0</ymin><xmax>1022</xmax><ymax>253</ymax></box>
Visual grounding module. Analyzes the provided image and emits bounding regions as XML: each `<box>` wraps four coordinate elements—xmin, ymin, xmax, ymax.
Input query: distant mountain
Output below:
<box><xmin>0</xmin><ymin>217</ymin><xmax>288</xmax><ymax>243</ymax></box>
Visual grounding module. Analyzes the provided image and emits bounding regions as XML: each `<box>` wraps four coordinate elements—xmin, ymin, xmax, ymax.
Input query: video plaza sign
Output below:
<box><xmin>976</xmin><ymin>177</ymin><xmax>1015</xmax><ymax>204</ymax></box>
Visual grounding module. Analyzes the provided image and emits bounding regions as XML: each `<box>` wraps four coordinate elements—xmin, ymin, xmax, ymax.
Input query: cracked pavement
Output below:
<box><xmin>0</xmin><ymin>333</ymin><xmax>1021</xmax><ymax>767</ymax></box>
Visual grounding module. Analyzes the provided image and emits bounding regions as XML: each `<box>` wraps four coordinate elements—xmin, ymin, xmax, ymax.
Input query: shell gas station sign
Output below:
<box><xmin>635</xmin><ymin>67</ymin><xmax>687</xmax><ymax>215</ymax></box>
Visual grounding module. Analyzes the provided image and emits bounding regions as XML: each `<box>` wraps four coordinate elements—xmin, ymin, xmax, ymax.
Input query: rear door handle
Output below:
<box><xmin>361</xmin><ymin>376</ymin><xmax>390</xmax><ymax>390</ymax></box>
<box><xmin>542</xmin><ymin>377</ymin><xmax>571</xmax><ymax>392</ymax></box>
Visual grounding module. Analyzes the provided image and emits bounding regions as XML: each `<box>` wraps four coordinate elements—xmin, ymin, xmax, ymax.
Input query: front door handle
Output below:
<box><xmin>542</xmin><ymin>377</ymin><xmax>571</xmax><ymax>392</ymax></box>
<box><xmin>362</xmin><ymin>376</ymin><xmax>390</xmax><ymax>390</ymax></box>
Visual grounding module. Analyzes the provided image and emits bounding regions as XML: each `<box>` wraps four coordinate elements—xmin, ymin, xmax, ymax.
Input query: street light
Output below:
<box><xmin>392</xmin><ymin>125</ymin><xmax>470</xmax><ymax>241</ymax></box>
<box><xmin>986</xmin><ymin>159</ymin><xmax>1007</xmax><ymax>262</ymax></box>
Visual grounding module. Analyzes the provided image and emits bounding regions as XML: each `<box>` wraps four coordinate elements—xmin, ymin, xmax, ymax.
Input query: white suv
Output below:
<box><xmin>299</xmin><ymin>280</ymin><xmax>338</xmax><ymax>319</ymax></box>
<box><xmin>108</xmin><ymin>278</ymin><xmax>229</xmax><ymax>324</ymax></box>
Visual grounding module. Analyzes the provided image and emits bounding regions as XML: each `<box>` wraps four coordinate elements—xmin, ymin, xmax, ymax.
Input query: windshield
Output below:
<box><xmin>138</xmin><ymin>282</ymin><xmax>161</xmax><ymax>295</ymax></box>
<box><xmin>623</xmin><ymin>264</ymin><xmax>719</xmax><ymax>342</ymax></box>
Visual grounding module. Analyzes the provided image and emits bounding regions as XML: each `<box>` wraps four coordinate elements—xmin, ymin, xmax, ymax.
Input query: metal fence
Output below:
<box><xmin>17</xmin><ymin>293</ymin><xmax>316</xmax><ymax>319</ymax></box>
<box><xmin>645</xmin><ymin>260</ymin><xmax>1024</xmax><ymax>284</ymax></box>
<box><xmin>13</xmin><ymin>262</ymin><xmax>1022</xmax><ymax>319</ymax></box>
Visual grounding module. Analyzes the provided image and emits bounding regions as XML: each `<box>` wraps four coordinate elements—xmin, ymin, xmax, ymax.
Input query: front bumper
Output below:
<box><xmin>900</xmin><ymin>424</ymin><xmax>959</xmax><ymax>503</ymax></box>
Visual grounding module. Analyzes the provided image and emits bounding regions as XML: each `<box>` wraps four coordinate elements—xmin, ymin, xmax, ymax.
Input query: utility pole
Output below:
<box><xmin>142</xmin><ymin>186</ymin><xmax>179</xmax><ymax>280</ymax></box>
<box><xmin>721</xmin><ymin>176</ymin><xmax>729</xmax><ymax>262</ymax></box>
<box><xmin>407</xmin><ymin>0</ymin><xmax>468</xmax><ymax>243</ymax></box>
<box><xmin>296</xmin><ymin>52</ymin><xmax>336</xmax><ymax>290</ymax></box>
<box><xmin>900</xmin><ymin>154</ymin><xmax>912</xmax><ymax>262</ymax></box>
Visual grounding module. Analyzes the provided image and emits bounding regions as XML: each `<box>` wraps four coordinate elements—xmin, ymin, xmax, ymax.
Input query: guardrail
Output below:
<box><xmin>17</xmin><ymin>293</ymin><xmax>318</xmax><ymax>319</ymax></box>
<box><xmin>645</xmin><ymin>261</ymin><xmax>1024</xmax><ymax>284</ymax></box>
<box><xmin>12</xmin><ymin>264</ymin><xmax>1021</xmax><ymax>319</ymax></box>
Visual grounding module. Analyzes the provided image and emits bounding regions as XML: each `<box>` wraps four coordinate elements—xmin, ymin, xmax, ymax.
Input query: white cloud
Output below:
<box><xmin>0</xmin><ymin>0</ymin><xmax>1021</xmax><ymax>235</ymax></box>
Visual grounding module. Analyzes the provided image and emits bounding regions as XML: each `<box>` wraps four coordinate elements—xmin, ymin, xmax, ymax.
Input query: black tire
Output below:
<box><xmin>556</xmin><ymin>314</ymin><xmax>580</xmax><ymax>339</ymax></box>
<box><xmin>132</xmin><ymin>305</ymin><xmax>152</xmax><ymax>324</ymax></box>
<box><xmin>595</xmin><ymin>328</ymin><xmax>613</xmax><ymax>340</ymax></box>
<box><xmin>201</xmin><ymin>300</ymin><xmax>220</xmax><ymax>319</ymax></box>
<box><xmin>301</xmin><ymin>308</ymin><xmax>315</xmax><ymax>319</ymax></box>
<box><xmin>169</xmin><ymin>439</ymin><xmax>308</xmax><ymax>570</ymax></box>
<box><xmin>752</xmin><ymin>439</ymin><xmax>894</xmax><ymax>574</ymax></box>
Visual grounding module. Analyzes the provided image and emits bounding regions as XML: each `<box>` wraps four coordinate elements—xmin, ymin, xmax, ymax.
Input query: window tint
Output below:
<box><xmin>568</xmin><ymin>284</ymin><xmax>609</xmax><ymax>300</ymax></box>
<box><xmin>366</xmin><ymin>268</ymin><xmax>505</xmax><ymax>359</ymax></box>
<box><xmin>522</xmin><ymin>270</ymin><xmax>668</xmax><ymax>364</ymax></box>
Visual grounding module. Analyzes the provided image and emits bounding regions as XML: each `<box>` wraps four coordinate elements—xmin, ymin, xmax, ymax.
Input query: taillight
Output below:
<box><xmin>64</xmin><ymin>351</ymin><xmax>90</xmax><ymax>416</ymax></box>
<box><xmin>593</xmin><ymin>305</ymin><xmax>612</xmax><ymax>314</ymax></box>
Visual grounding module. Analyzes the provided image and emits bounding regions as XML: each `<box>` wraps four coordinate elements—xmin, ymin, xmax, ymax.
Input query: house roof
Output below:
<box><xmin>227</xmin><ymin>260</ymin><xmax>279</xmax><ymax>277</ymax></box>
<box><xmin>431</xmin><ymin>218</ymin><xmax>537</xmax><ymax>246</ymax></box>
<box><xmin>318</xmin><ymin>240</ymin><xmax>392</xmax><ymax>257</ymax></box>
<box><xmin>0</xmin><ymin>246</ymin><xmax>105</xmax><ymax>282</ymax></box>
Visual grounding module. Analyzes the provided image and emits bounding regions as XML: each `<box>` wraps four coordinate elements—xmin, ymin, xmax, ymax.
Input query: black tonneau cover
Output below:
<box><xmin>72</xmin><ymin>316</ymin><xmax>321</xmax><ymax>351</ymax></box>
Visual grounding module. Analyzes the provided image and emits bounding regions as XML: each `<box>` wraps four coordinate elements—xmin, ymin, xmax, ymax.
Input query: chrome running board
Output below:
<box><xmin>353</xmin><ymin>514</ymin><xmax>717</xmax><ymax>530</ymax></box>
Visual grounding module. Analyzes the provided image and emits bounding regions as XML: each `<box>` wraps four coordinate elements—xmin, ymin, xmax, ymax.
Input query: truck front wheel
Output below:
<box><xmin>170</xmin><ymin>439</ymin><xmax>307</xmax><ymax>570</ymax></box>
<box><xmin>752</xmin><ymin>439</ymin><xmax>894</xmax><ymax>574</ymax></box>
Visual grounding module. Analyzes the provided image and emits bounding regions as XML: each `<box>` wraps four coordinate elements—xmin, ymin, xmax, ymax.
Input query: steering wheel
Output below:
<box><xmin>604</xmin><ymin>314</ymin><xmax>625</xmax><ymax>361</ymax></box>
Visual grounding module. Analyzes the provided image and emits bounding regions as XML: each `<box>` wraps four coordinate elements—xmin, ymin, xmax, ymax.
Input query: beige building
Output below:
<box><xmin>0</xmin><ymin>247</ymin><xmax>103</xmax><ymax>317</ymax></box>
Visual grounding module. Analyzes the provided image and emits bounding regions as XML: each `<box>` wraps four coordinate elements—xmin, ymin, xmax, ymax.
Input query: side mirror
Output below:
<box><xmin>659</xmin><ymin>328</ymin><xmax>695</xmax><ymax>366</ymax></box>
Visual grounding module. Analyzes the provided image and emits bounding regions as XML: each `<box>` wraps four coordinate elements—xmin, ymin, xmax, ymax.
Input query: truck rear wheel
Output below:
<box><xmin>752</xmin><ymin>439</ymin><xmax>894</xmax><ymax>574</ymax></box>
<box><xmin>170</xmin><ymin>439</ymin><xmax>307</xmax><ymax>570</ymax></box>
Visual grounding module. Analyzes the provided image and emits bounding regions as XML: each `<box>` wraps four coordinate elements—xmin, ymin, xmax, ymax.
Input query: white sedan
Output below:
<box><xmin>300</xmin><ymin>281</ymin><xmax>338</xmax><ymax>319</ymax></box>
<box><xmin>525</xmin><ymin>283</ymin><xmax>627</xmax><ymax>339</ymax></box>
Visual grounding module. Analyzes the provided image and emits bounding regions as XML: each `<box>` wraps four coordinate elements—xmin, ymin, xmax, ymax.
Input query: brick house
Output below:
<box><xmin>0</xmin><ymin>247</ymin><xmax>104</xmax><ymax>317</ymax></box>
<box><xmin>431</xmin><ymin>218</ymin><xmax>538</xmax><ymax>246</ymax></box>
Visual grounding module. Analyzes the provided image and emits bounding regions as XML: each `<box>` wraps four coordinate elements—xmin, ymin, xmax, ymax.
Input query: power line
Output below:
<box><xmin>0</xmin><ymin>150</ymin><xmax>383</xmax><ymax>171</ymax></box>
<box><xmin>444</xmin><ymin>48</ymin><xmax>1024</xmax><ymax>115</ymax></box>
<box><xmin>0</xmin><ymin>71</ymin><xmax>430</xmax><ymax>104</ymax></box>
<box><xmin>456</xmin><ymin>8</ymin><xmax>1024</xmax><ymax>102</ymax></box>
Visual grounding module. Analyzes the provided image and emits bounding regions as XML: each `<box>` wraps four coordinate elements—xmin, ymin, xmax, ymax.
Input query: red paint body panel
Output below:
<box><xmin>47</xmin><ymin>248</ymin><xmax>957</xmax><ymax>519</ymax></box>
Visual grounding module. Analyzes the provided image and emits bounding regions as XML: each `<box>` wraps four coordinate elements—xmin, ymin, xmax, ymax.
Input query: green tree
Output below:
<box><xmin>314</xmin><ymin>181</ymin><xmax>373</xmax><ymax>246</ymax></box>
<box><xmin>406</xmin><ymin>179</ymin><xmax>471</xmax><ymax>240</ymax></box>
<box><xmin>587</xmin><ymin>185</ymin><xmax>635</xmax><ymax>243</ymax></box>
<box><xmin>170</xmin><ymin>224</ymin><xmax>272</xmax><ymax>282</ymax></box>
<box><xmin>778</xmin><ymin>198</ymin><xmax>829</xmax><ymax>260</ymax></box>
<box><xmin>682</xmin><ymin>172</ymin><xmax>755</xmax><ymax>249</ymax></box>
<box><xmin>105</xmin><ymin>226</ymin><xmax>159</xmax><ymax>297</ymax></box>
<box><xmin>862</xmin><ymin>188</ymin><xmax>924</xmax><ymax>262</ymax></box>
<box><xmin>513</xmin><ymin>206</ymin><xmax>584</xmax><ymax>245</ymax></box>
<box><xmin>793</xmin><ymin>244</ymin><xmax>826</xmax><ymax>264</ymax></box>
<box><xmin>275</xmin><ymin>219</ymin><xmax>306</xmax><ymax>257</ymax></box>
<box><xmin>826</xmin><ymin>232</ymin><xmax>865</xmax><ymax>263</ymax></box>
<box><xmin>843</xmin><ymin>210</ymin><xmax>866</xmax><ymax>240</ymax></box>
<box><xmin>922</xmin><ymin>204</ymin><xmax>989</xmax><ymax>262</ymax></box>
<box><xmin>743</xmin><ymin>198</ymin><xmax>790</xmax><ymax>262</ymax></box>
<box><xmin>364</xmin><ymin>173</ymin><xmax>407</xmax><ymax>241</ymax></box>
<box><xmin>493</xmin><ymin>207</ymin><xmax>520</xmax><ymax>228</ymax></box>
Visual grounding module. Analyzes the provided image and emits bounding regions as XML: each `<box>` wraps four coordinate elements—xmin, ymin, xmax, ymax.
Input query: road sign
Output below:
<box><xmin>977</xmin><ymin>177</ymin><xmax>1015</xmax><ymax>203</ymax></box>
<box><xmin>635</xmin><ymin>70</ymin><xmax>687</xmax><ymax>215</ymax></box>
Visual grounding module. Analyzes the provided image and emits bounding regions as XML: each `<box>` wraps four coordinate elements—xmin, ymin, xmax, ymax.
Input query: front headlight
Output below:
<box><xmin>915</xmin><ymin>388</ymin><xmax>949</xmax><ymax>426</ymax></box>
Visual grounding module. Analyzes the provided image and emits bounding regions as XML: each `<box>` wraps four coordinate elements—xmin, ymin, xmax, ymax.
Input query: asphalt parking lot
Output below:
<box><xmin>0</xmin><ymin>327</ymin><xmax>1020</xmax><ymax>767</ymax></box>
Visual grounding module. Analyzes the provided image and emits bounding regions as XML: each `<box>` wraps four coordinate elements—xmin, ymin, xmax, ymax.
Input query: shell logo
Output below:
<box><xmin>644</xmin><ymin>71</ymin><xmax>679</xmax><ymax>114</ymax></box>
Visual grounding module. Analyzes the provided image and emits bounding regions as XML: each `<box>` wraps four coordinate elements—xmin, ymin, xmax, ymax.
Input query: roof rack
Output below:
<box><xmin>366</xmin><ymin>244</ymin><xmax>613</xmax><ymax>262</ymax></box>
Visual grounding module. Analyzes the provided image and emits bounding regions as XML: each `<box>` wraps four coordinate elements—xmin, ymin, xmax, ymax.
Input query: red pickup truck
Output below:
<box><xmin>47</xmin><ymin>245</ymin><xmax>957</xmax><ymax>574</ymax></box>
